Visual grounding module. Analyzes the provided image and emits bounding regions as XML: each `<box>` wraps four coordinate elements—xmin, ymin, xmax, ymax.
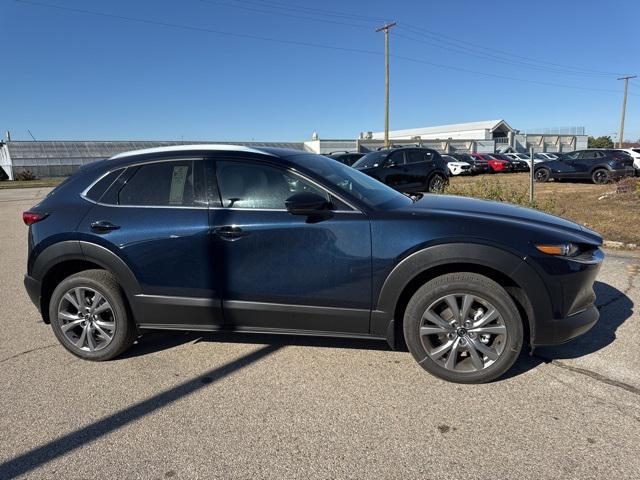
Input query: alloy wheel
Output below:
<box><xmin>57</xmin><ymin>287</ymin><xmax>116</xmax><ymax>352</ymax></box>
<box><xmin>419</xmin><ymin>293</ymin><xmax>507</xmax><ymax>373</ymax></box>
<box><xmin>593</xmin><ymin>170</ymin><xmax>608</xmax><ymax>184</ymax></box>
<box><xmin>535</xmin><ymin>168</ymin><xmax>549</xmax><ymax>182</ymax></box>
<box><xmin>429</xmin><ymin>174</ymin><xmax>446</xmax><ymax>192</ymax></box>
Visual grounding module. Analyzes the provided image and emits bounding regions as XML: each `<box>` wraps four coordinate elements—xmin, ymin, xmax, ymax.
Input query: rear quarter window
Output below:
<box><xmin>84</xmin><ymin>169</ymin><xmax>125</xmax><ymax>202</ymax></box>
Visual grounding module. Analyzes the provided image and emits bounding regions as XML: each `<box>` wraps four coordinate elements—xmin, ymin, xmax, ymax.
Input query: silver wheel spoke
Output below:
<box><xmin>94</xmin><ymin>319</ymin><xmax>115</xmax><ymax>331</ymax></box>
<box><xmin>470</xmin><ymin>338</ymin><xmax>499</xmax><ymax>361</ymax></box>
<box><xmin>59</xmin><ymin>311</ymin><xmax>81</xmax><ymax>322</ymax></box>
<box><xmin>86</xmin><ymin>329</ymin><xmax>96</xmax><ymax>351</ymax></box>
<box><xmin>90</xmin><ymin>293</ymin><xmax>104</xmax><ymax>313</ymax></box>
<box><xmin>429</xmin><ymin>339</ymin><xmax>455</xmax><ymax>360</ymax></box>
<box><xmin>443</xmin><ymin>295</ymin><xmax>460</xmax><ymax>322</ymax></box>
<box><xmin>460</xmin><ymin>294</ymin><xmax>474</xmax><ymax>322</ymax></box>
<box><xmin>444</xmin><ymin>338</ymin><xmax>460</xmax><ymax>370</ymax></box>
<box><xmin>64</xmin><ymin>293</ymin><xmax>80</xmax><ymax>311</ymax></box>
<box><xmin>473</xmin><ymin>307</ymin><xmax>499</xmax><ymax>329</ymax></box>
<box><xmin>469</xmin><ymin>325</ymin><xmax>507</xmax><ymax>335</ymax></box>
<box><xmin>466</xmin><ymin>341</ymin><xmax>485</xmax><ymax>370</ymax></box>
<box><xmin>61</xmin><ymin>319</ymin><xmax>84</xmax><ymax>332</ymax></box>
<box><xmin>94</xmin><ymin>324</ymin><xmax>113</xmax><ymax>341</ymax></box>
<box><xmin>93</xmin><ymin>302</ymin><xmax>110</xmax><ymax>315</ymax></box>
<box><xmin>423</xmin><ymin>310</ymin><xmax>452</xmax><ymax>331</ymax></box>
<box><xmin>74</xmin><ymin>288</ymin><xmax>86</xmax><ymax>309</ymax></box>
<box><xmin>75</xmin><ymin>326</ymin><xmax>87</xmax><ymax>348</ymax></box>
<box><xmin>420</xmin><ymin>325</ymin><xmax>450</xmax><ymax>336</ymax></box>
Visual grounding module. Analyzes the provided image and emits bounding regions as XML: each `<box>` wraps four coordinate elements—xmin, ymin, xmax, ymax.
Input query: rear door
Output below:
<box><xmin>79</xmin><ymin>158</ymin><xmax>223</xmax><ymax>329</ymax></box>
<box><xmin>575</xmin><ymin>151</ymin><xmax>601</xmax><ymax>177</ymax></box>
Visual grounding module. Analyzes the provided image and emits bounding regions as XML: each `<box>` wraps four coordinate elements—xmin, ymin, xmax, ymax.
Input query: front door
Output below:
<box><xmin>210</xmin><ymin>158</ymin><xmax>372</xmax><ymax>334</ymax></box>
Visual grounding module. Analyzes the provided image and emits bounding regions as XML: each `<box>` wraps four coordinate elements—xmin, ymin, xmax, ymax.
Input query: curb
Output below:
<box><xmin>603</xmin><ymin>240</ymin><xmax>639</xmax><ymax>250</ymax></box>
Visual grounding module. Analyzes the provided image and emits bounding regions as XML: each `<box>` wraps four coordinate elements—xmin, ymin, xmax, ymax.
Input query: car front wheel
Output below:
<box><xmin>49</xmin><ymin>269</ymin><xmax>136</xmax><ymax>361</ymax></box>
<box><xmin>403</xmin><ymin>272</ymin><xmax>523</xmax><ymax>383</ymax></box>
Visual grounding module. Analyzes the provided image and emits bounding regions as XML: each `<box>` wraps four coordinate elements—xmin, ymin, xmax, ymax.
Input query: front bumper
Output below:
<box><xmin>24</xmin><ymin>274</ymin><xmax>41</xmax><ymax>312</ymax></box>
<box><xmin>533</xmin><ymin>305</ymin><xmax>599</xmax><ymax>346</ymax></box>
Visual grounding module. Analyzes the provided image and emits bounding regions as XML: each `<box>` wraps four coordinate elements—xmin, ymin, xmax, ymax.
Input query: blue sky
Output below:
<box><xmin>1</xmin><ymin>0</ymin><xmax>639</xmax><ymax>141</ymax></box>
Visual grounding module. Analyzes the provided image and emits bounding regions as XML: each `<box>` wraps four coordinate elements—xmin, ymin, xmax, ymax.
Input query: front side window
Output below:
<box><xmin>118</xmin><ymin>160</ymin><xmax>204</xmax><ymax>207</ymax></box>
<box><xmin>407</xmin><ymin>151</ymin><xmax>426</xmax><ymax>163</ymax></box>
<box><xmin>216</xmin><ymin>161</ymin><xmax>328</xmax><ymax>209</ymax></box>
<box><xmin>387</xmin><ymin>151</ymin><xmax>406</xmax><ymax>166</ymax></box>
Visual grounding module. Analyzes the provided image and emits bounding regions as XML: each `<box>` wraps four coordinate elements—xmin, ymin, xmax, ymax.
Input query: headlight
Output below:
<box><xmin>535</xmin><ymin>243</ymin><xmax>580</xmax><ymax>257</ymax></box>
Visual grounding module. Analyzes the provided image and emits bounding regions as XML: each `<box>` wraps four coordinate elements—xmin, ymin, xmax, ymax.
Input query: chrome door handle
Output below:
<box><xmin>90</xmin><ymin>221</ymin><xmax>120</xmax><ymax>232</ymax></box>
<box><xmin>213</xmin><ymin>226</ymin><xmax>249</xmax><ymax>241</ymax></box>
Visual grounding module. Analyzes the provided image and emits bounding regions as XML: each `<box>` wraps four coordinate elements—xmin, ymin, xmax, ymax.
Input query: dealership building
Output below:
<box><xmin>0</xmin><ymin>120</ymin><xmax>587</xmax><ymax>180</ymax></box>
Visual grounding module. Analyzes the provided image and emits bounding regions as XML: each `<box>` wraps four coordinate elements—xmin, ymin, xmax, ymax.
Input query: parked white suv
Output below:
<box><xmin>619</xmin><ymin>148</ymin><xmax>640</xmax><ymax>175</ymax></box>
<box><xmin>441</xmin><ymin>155</ymin><xmax>471</xmax><ymax>175</ymax></box>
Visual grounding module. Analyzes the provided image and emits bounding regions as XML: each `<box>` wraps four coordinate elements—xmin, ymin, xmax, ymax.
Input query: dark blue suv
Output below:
<box><xmin>23</xmin><ymin>145</ymin><xmax>604</xmax><ymax>383</ymax></box>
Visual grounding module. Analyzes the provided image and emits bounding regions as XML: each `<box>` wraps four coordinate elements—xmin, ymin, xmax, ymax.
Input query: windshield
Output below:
<box><xmin>352</xmin><ymin>151</ymin><xmax>386</xmax><ymax>169</ymax></box>
<box><xmin>293</xmin><ymin>154</ymin><xmax>412</xmax><ymax>210</ymax></box>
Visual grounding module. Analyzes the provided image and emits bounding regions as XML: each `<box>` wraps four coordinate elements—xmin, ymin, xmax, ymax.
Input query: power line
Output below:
<box><xmin>12</xmin><ymin>0</ymin><xmax>637</xmax><ymax>98</ymax></box>
<box><xmin>393</xmin><ymin>30</ymin><xmax>616</xmax><ymax>77</ymax></box>
<box><xmin>195</xmin><ymin>0</ymin><xmax>375</xmax><ymax>30</ymax></box>
<box><xmin>238</xmin><ymin>0</ymin><xmax>626</xmax><ymax>77</ymax></box>
<box><xmin>399</xmin><ymin>23</ymin><xmax>624</xmax><ymax>77</ymax></box>
<box><xmin>12</xmin><ymin>0</ymin><xmax>381</xmax><ymax>55</ymax></box>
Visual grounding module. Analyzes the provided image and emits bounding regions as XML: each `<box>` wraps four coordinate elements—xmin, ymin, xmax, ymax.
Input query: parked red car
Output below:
<box><xmin>471</xmin><ymin>153</ymin><xmax>511</xmax><ymax>173</ymax></box>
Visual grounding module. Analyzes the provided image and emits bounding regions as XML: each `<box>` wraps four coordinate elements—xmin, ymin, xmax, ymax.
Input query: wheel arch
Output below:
<box><xmin>372</xmin><ymin>243</ymin><xmax>550</xmax><ymax>350</ymax></box>
<box><xmin>33</xmin><ymin>240</ymin><xmax>141</xmax><ymax>324</ymax></box>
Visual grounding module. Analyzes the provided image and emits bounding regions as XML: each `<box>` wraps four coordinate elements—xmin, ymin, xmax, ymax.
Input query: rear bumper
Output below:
<box><xmin>24</xmin><ymin>274</ymin><xmax>41</xmax><ymax>312</ymax></box>
<box><xmin>611</xmin><ymin>167</ymin><xmax>636</xmax><ymax>179</ymax></box>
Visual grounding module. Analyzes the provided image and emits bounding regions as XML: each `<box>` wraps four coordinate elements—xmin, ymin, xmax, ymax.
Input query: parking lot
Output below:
<box><xmin>1</xmin><ymin>187</ymin><xmax>639</xmax><ymax>479</ymax></box>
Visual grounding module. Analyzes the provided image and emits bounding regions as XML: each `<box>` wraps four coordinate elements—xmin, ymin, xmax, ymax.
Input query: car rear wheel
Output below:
<box><xmin>427</xmin><ymin>173</ymin><xmax>447</xmax><ymax>193</ymax></box>
<box><xmin>403</xmin><ymin>272</ymin><xmax>523</xmax><ymax>383</ymax></box>
<box><xmin>534</xmin><ymin>167</ymin><xmax>550</xmax><ymax>182</ymax></box>
<box><xmin>49</xmin><ymin>269</ymin><xmax>136</xmax><ymax>361</ymax></box>
<box><xmin>591</xmin><ymin>168</ymin><xmax>609</xmax><ymax>184</ymax></box>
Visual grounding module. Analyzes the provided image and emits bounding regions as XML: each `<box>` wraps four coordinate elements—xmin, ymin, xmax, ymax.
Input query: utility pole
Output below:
<box><xmin>617</xmin><ymin>75</ymin><xmax>637</xmax><ymax>148</ymax></box>
<box><xmin>529</xmin><ymin>146</ymin><xmax>535</xmax><ymax>204</ymax></box>
<box><xmin>375</xmin><ymin>22</ymin><xmax>396</xmax><ymax>149</ymax></box>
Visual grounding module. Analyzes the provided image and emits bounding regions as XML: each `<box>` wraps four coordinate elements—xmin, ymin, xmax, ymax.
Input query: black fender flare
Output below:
<box><xmin>371</xmin><ymin>243</ymin><xmax>553</xmax><ymax>346</ymax></box>
<box><xmin>32</xmin><ymin>240</ymin><xmax>141</xmax><ymax>301</ymax></box>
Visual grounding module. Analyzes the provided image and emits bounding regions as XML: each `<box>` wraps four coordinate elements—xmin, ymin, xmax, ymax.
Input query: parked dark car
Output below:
<box><xmin>449</xmin><ymin>153</ymin><xmax>491</xmax><ymax>175</ymax></box>
<box><xmin>490</xmin><ymin>153</ymin><xmax>529</xmax><ymax>172</ymax></box>
<box><xmin>352</xmin><ymin>147</ymin><xmax>449</xmax><ymax>193</ymax></box>
<box><xmin>325</xmin><ymin>151</ymin><xmax>365</xmax><ymax>166</ymax></box>
<box><xmin>534</xmin><ymin>149</ymin><xmax>635</xmax><ymax>184</ymax></box>
<box><xmin>23</xmin><ymin>145</ymin><xmax>603</xmax><ymax>383</ymax></box>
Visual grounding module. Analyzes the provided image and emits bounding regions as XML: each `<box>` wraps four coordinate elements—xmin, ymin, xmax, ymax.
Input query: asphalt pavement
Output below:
<box><xmin>0</xmin><ymin>187</ymin><xmax>638</xmax><ymax>479</ymax></box>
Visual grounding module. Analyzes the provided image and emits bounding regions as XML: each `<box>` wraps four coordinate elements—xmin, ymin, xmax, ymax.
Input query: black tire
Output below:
<box><xmin>534</xmin><ymin>167</ymin><xmax>550</xmax><ymax>182</ymax></box>
<box><xmin>427</xmin><ymin>173</ymin><xmax>447</xmax><ymax>193</ymax></box>
<box><xmin>49</xmin><ymin>269</ymin><xmax>136</xmax><ymax>361</ymax></box>
<box><xmin>403</xmin><ymin>272</ymin><xmax>523</xmax><ymax>384</ymax></box>
<box><xmin>591</xmin><ymin>168</ymin><xmax>609</xmax><ymax>184</ymax></box>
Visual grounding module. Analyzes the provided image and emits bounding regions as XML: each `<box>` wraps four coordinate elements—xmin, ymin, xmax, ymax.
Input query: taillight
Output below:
<box><xmin>22</xmin><ymin>211</ymin><xmax>48</xmax><ymax>226</ymax></box>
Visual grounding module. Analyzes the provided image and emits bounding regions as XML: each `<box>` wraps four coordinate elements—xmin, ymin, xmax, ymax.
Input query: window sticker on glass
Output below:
<box><xmin>169</xmin><ymin>166</ymin><xmax>189</xmax><ymax>204</ymax></box>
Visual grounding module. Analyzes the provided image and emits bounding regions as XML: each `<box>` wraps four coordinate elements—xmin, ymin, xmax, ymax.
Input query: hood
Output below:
<box><xmin>409</xmin><ymin>194</ymin><xmax>602</xmax><ymax>244</ymax></box>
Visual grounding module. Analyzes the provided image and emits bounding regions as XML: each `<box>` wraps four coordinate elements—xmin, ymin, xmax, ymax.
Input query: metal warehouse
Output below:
<box><xmin>0</xmin><ymin>119</ymin><xmax>588</xmax><ymax>180</ymax></box>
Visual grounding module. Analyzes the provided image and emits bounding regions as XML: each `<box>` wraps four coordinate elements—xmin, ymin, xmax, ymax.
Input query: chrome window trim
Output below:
<box><xmin>80</xmin><ymin>156</ymin><xmax>363</xmax><ymax>214</ymax></box>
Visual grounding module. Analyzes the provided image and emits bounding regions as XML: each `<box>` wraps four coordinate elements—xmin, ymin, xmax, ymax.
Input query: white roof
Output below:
<box><xmin>370</xmin><ymin>119</ymin><xmax>514</xmax><ymax>138</ymax></box>
<box><xmin>111</xmin><ymin>144</ymin><xmax>275</xmax><ymax>159</ymax></box>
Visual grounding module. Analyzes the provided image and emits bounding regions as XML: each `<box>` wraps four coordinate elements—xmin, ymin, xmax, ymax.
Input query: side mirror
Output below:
<box><xmin>285</xmin><ymin>192</ymin><xmax>330</xmax><ymax>216</ymax></box>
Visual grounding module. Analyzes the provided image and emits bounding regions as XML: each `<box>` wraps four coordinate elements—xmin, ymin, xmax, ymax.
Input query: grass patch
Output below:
<box><xmin>0</xmin><ymin>178</ymin><xmax>63</xmax><ymax>190</ymax></box>
<box><xmin>447</xmin><ymin>173</ymin><xmax>640</xmax><ymax>245</ymax></box>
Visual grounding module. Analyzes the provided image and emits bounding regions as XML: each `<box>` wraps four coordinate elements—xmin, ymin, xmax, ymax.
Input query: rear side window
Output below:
<box><xmin>85</xmin><ymin>169</ymin><xmax>125</xmax><ymax>202</ymax></box>
<box><xmin>407</xmin><ymin>151</ymin><xmax>425</xmax><ymax>163</ymax></box>
<box><xmin>117</xmin><ymin>160</ymin><xmax>205</xmax><ymax>207</ymax></box>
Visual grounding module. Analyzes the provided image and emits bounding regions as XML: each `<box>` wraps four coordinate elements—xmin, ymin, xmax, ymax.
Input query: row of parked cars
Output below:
<box><xmin>325</xmin><ymin>147</ymin><xmax>639</xmax><ymax>193</ymax></box>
